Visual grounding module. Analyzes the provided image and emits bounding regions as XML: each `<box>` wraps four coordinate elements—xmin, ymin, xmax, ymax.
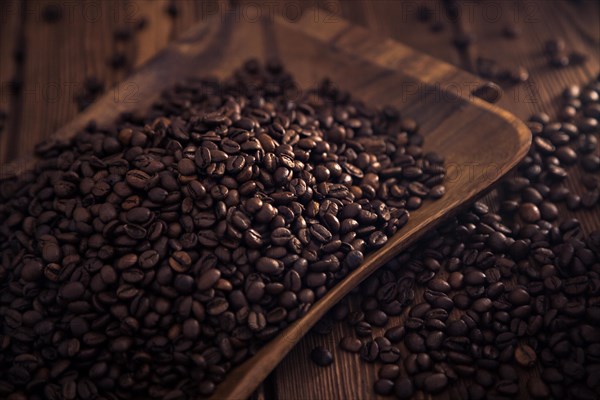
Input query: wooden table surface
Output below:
<box><xmin>1</xmin><ymin>1</ymin><xmax>598</xmax><ymax>399</ymax></box>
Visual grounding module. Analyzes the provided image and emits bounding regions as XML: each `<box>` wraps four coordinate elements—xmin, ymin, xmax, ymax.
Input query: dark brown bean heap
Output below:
<box><xmin>0</xmin><ymin>60</ymin><xmax>445</xmax><ymax>399</ymax></box>
<box><xmin>333</xmin><ymin>74</ymin><xmax>600</xmax><ymax>399</ymax></box>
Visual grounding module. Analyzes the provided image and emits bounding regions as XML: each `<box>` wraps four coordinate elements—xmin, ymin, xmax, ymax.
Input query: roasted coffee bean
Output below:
<box><xmin>340</xmin><ymin>336</ymin><xmax>362</xmax><ymax>353</ymax></box>
<box><xmin>365</xmin><ymin>310</ymin><xmax>388</xmax><ymax>327</ymax></box>
<box><xmin>168</xmin><ymin>251</ymin><xmax>191</xmax><ymax>272</ymax></box>
<box><xmin>423</xmin><ymin>373</ymin><xmax>448</xmax><ymax>393</ymax></box>
<box><xmin>514</xmin><ymin>344</ymin><xmax>537</xmax><ymax>367</ymax></box>
<box><xmin>519</xmin><ymin>203</ymin><xmax>541</xmax><ymax>223</ymax></box>
<box><xmin>394</xmin><ymin>377</ymin><xmax>415</xmax><ymax>399</ymax></box>
<box><xmin>385</xmin><ymin>326</ymin><xmax>405</xmax><ymax>343</ymax></box>
<box><xmin>379</xmin><ymin>364</ymin><xmax>401</xmax><ymax>380</ymax></box>
<box><xmin>405</xmin><ymin>333</ymin><xmax>426</xmax><ymax>353</ymax></box>
<box><xmin>310</xmin><ymin>346</ymin><xmax>333</xmax><ymax>367</ymax></box>
<box><xmin>360</xmin><ymin>340</ymin><xmax>380</xmax><ymax>362</ymax></box>
<box><xmin>374</xmin><ymin>378</ymin><xmax>394</xmax><ymax>395</ymax></box>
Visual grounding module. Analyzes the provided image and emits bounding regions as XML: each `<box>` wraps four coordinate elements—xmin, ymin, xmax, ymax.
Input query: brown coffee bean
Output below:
<box><xmin>519</xmin><ymin>203</ymin><xmax>541</xmax><ymax>223</ymax></box>
<box><xmin>311</xmin><ymin>346</ymin><xmax>333</xmax><ymax>366</ymax></box>
<box><xmin>340</xmin><ymin>336</ymin><xmax>362</xmax><ymax>353</ymax></box>
<box><xmin>514</xmin><ymin>344</ymin><xmax>537</xmax><ymax>367</ymax></box>
<box><xmin>169</xmin><ymin>251</ymin><xmax>191</xmax><ymax>272</ymax></box>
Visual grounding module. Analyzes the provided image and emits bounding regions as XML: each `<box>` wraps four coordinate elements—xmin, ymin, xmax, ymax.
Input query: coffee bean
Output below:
<box><xmin>508</xmin><ymin>287</ymin><xmax>530</xmax><ymax>305</ymax></box>
<box><xmin>360</xmin><ymin>340</ymin><xmax>380</xmax><ymax>362</ymax></box>
<box><xmin>256</xmin><ymin>257</ymin><xmax>283</xmax><ymax>275</ymax></box>
<box><xmin>197</xmin><ymin>268</ymin><xmax>221</xmax><ymax>291</ymax></box>
<box><xmin>340</xmin><ymin>336</ymin><xmax>362</xmax><ymax>353</ymax></box>
<box><xmin>310</xmin><ymin>346</ymin><xmax>333</xmax><ymax>367</ymax></box>
<box><xmin>365</xmin><ymin>310</ymin><xmax>388</xmax><ymax>327</ymax></box>
<box><xmin>59</xmin><ymin>282</ymin><xmax>85</xmax><ymax>301</ymax></box>
<box><xmin>519</xmin><ymin>203</ymin><xmax>541</xmax><ymax>223</ymax></box>
<box><xmin>465</xmin><ymin>270</ymin><xmax>486</xmax><ymax>286</ymax></box>
<box><xmin>423</xmin><ymin>373</ymin><xmax>448</xmax><ymax>393</ymax></box>
<box><xmin>379</xmin><ymin>364</ymin><xmax>400</xmax><ymax>380</ymax></box>
<box><xmin>394</xmin><ymin>377</ymin><xmax>414</xmax><ymax>399</ymax></box>
<box><xmin>514</xmin><ymin>344</ymin><xmax>537</xmax><ymax>367</ymax></box>
<box><xmin>126</xmin><ymin>169</ymin><xmax>151</xmax><ymax>189</ymax></box>
<box><xmin>169</xmin><ymin>251</ymin><xmax>191</xmax><ymax>272</ymax></box>
<box><xmin>374</xmin><ymin>379</ymin><xmax>394</xmax><ymax>395</ymax></box>
<box><xmin>405</xmin><ymin>333</ymin><xmax>426</xmax><ymax>353</ymax></box>
<box><xmin>385</xmin><ymin>326</ymin><xmax>405</xmax><ymax>343</ymax></box>
<box><xmin>448</xmin><ymin>272</ymin><xmax>464</xmax><ymax>289</ymax></box>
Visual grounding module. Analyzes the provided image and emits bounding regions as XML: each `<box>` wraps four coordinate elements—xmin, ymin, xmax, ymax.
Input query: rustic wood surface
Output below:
<box><xmin>0</xmin><ymin>1</ymin><xmax>598</xmax><ymax>399</ymax></box>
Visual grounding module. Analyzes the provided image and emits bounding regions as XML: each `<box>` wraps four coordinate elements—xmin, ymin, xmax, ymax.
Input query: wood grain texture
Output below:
<box><xmin>0</xmin><ymin>1</ymin><xmax>598</xmax><ymax>399</ymax></box>
<box><xmin>0</xmin><ymin>0</ymin><xmax>23</xmax><ymax>169</ymax></box>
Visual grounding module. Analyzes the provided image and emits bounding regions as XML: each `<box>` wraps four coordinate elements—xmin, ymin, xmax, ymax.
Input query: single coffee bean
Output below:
<box><xmin>519</xmin><ymin>203</ymin><xmax>541</xmax><ymax>223</ymax></box>
<box><xmin>360</xmin><ymin>340</ymin><xmax>380</xmax><ymax>362</ymax></box>
<box><xmin>379</xmin><ymin>364</ymin><xmax>400</xmax><ymax>380</ymax></box>
<box><xmin>374</xmin><ymin>379</ymin><xmax>394</xmax><ymax>395</ymax></box>
<box><xmin>423</xmin><ymin>373</ymin><xmax>448</xmax><ymax>393</ymax></box>
<box><xmin>514</xmin><ymin>344</ymin><xmax>537</xmax><ymax>367</ymax></box>
<box><xmin>310</xmin><ymin>346</ymin><xmax>333</xmax><ymax>367</ymax></box>
<box><xmin>394</xmin><ymin>377</ymin><xmax>414</xmax><ymax>399</ymax></box>
<box><xmin>340</xmin><ymin>336</ymin><xmax>362</xmax><ymax>353</ymax></box>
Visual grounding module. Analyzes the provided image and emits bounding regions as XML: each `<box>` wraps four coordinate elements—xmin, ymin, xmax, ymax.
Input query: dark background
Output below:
<box><xmin>0</xmin><ymin>0</ymin><xmax>598</xmax><ymax>399</ymax></box>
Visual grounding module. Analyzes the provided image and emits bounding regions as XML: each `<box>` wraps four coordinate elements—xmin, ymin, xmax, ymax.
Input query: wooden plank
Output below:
<box><xmin>0</xmin><ymin>0</ymin><xmax>23</xmax><ymax>169</ymax></box>
<box><xmin>340</xmin><ymin>0</ymin><xmax>461</xmax><ymax>66</ymax></box>
<box><xmin>9</xmin><ymin>0</ymin><xmax>117</xmax><ymax>162</ymax></box>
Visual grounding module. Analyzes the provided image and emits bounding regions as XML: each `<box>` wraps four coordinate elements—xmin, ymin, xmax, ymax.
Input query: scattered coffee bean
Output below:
<box><xmin>340</xmin><ymin>336</ymin><xmax>362</xmax><ymax>353</ymax></box>
<box><xmin>327</xmin><ymin>74</ymin><xmax>600</xmax><ymax>400</ymax></box>
<box><xmin>311</xmin><ymin>346</ymin><xmax>333</xmax><ymax>367</ymax></box>
<box><xmin>394</xmin><ymin>377</ymin><xmax>415</xmax><ymax>399</ymax></box>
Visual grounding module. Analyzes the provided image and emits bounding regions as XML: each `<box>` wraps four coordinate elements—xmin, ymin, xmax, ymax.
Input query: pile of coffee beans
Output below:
<box><xmin>0</xmin><ymin>60</ymin><xmax>445</xmax><ymax>399</ymax></box>
<box><xmin>321</xmin><ymin>74</ymin><xmax>600</xmax><ymax>399</ymax></box>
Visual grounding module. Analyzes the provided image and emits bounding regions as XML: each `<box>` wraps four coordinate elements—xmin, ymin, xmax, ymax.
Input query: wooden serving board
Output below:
<box><xmin>0</xmin><ymin>4</ymin><xmax>531</xmax><ymax>399</ymax></box>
